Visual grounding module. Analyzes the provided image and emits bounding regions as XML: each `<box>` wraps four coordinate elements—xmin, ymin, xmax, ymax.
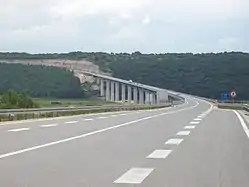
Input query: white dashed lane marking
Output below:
<box><xmin>190</xmin><ymin>121</ymin><xmax>200</xmax><ymax>124</ymax></box>
<box><xmin>194</xmin><ymin>118</ymin><xmax>202</xmax><ymax>121</ymax></box>
<box><xmin>40</xmin><ymin>124</ymin><xmax>58</xmax><ymax>128</ymax></box>
<box><xmin>65</xmin><ymin>121</ymin><xmax>78</xmax><ymax>124</ymax></box>
<box><xmin>83</xmin><ymin>119</ymin><xmax>93</xmax><ymax>121</ymax></box>
<box><xmin>97</xmin><ymin>116</ymin><xmax>108</xmax><ymax>119</ymax></box>
<box><xmin>176</xmin><ymin>131</ymin><xmax>191</xmax><ymax>136</ymax></box>
<box><xmin>111</xmin><ymin>115</ymin><xmax>117</xmax><ymax>117</ymax></box>
<box><xmin>184</xmin><ymin>125</ymin><xmax>196</xmax><ymax>129</ymax></box>
<box><xmin>165</xmin><ymin>138</ymin><xmax>183</xmax><ymax>145</ymax></box>
<box><xmin>147</xmin><ymin>149</ymin><xmax>172</xmax><ymax>159</ymax></box>
<box><xmin>114</xmin><ymin>168</ymin><xmax>154</xmax><ymax>184</ymax></box>
<box><xmin>8</xmin><ymin>128</ymin><xmax>30</xmax><ymax>132</ymax></box>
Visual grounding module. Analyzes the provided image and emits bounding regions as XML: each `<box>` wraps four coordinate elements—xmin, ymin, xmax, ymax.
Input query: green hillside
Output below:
<box><xmin>0</xmin><ymin>63</ymin><xmax>84</xmax><ymax>98</ymax></box>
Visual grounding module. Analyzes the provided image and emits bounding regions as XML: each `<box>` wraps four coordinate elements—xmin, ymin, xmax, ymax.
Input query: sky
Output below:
<box><xmin>1</xmin><ymin>0</ymin><xmax>249</xmax><ymax>53</ymax></box>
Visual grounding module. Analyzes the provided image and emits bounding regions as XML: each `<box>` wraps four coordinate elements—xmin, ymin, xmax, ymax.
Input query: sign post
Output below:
<box><xmin>230</xmin><ymin>91</ymin><xmax>236</xmax><ymax>103</ymax></box>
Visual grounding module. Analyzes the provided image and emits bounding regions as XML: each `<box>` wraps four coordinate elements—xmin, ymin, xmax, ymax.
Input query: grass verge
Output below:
<box><xmin>33</xmin><ymin>98</ymin><xmax>115</xmax><ymax>107</ymax></box>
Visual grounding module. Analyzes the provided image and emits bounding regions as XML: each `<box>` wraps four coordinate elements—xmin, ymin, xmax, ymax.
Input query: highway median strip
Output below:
<box><xmin>0</xmin><ymin>105</ymin><xmax>170</xmax><ymax>123</ymax></box>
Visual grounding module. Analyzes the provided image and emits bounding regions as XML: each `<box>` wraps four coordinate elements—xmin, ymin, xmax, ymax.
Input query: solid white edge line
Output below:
<box><xmin>8</xmin><ymin>128</ymin><xmax>30</xmax><ymax>132</ymax></box>
<box><xmin>0</xmin><ymin>100</ymin><xmax>199</xmax><ymax>159</ymax></box>
<box><xmin>233</xmin><ymin>110</ymin><xmax>249</xmax><ymax>138</ymax></box>
<box><xmin>114</xmin><ymin>168</ymin><xmax>154</xmax><ymax>184</ymax></box>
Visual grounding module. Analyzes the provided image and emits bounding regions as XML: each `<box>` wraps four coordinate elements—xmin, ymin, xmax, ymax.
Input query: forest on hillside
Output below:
<box><xmin>1</xmin><ymin>52</ymin><xmax>249</xmax><ymax>100</ymax></box>
<box><xmin>0</xmin><ymin>63</ymin><xmax>84</xmax><ymax>98</ymax></box>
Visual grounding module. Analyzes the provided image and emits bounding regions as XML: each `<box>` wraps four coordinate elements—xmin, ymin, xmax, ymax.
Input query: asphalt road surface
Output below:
<box><xmin>0</xmin><ymin>96</ymin><xmax>248</xmax><ymax>187</ymax></box>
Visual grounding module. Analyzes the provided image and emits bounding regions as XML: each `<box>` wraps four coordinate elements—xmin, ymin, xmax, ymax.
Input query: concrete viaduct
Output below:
<box><xmin>80</xmin><ymin>71</ymin><xmax>169</xmax><ymax>105</ymax></box>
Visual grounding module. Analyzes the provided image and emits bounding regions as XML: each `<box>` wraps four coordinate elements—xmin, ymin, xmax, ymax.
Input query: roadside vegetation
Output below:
<box><xmin>0</xmin><ymin>91</ymin><xmax>38</xmax><ymax>109</ymax></box>
<box><xmin>0</xmin><ymin>63</ymin><xmax>84</xmax><ymax>98</ymax></box>
<box><xmin>33</xmin><ymin>98</ymin><xmax>113</xmax><ymax>108</ymax></box>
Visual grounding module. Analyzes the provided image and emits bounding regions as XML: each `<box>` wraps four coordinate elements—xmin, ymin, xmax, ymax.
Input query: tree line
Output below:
<box><xmin>1</xmin><ymin>51</ymin><xmax>249</xmax><ymax>100</ymax></box>
<box><xmin>107</xmin><ymin>52</ymin><xmax>249</xmax><ymax>100</ymax></box>
<box><xmin>0</xmin><ymin>63</ymin><xmax>85</xmax><ymax>98</ymax></box>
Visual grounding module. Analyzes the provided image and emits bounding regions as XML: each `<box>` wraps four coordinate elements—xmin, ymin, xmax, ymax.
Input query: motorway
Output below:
<box><xmin>0</xmin><ymin>96</ymin><xmax>248</xmax><ymax>186</ymax></box>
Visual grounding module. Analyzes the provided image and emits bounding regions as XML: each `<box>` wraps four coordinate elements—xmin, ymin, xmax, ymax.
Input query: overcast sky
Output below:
<box><xmin>1</xmin><ymin>0</ymin><xmax>248</xmax><ymax>53</ymax></box>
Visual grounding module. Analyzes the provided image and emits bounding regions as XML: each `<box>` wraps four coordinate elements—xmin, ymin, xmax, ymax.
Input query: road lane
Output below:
<box><xmin>142</xmin><ymin>108</ymin><xmax>249</xmax><ymax>187</ymax></box>
<box><xmin>0</xmin><ymin>98</ymin><xmax>211</xmax><ymax>186</ymax></box>
<box><xmin>0</xmin><ymin>98</ymin><xmax>202</xmax><ymax>155</ymax></box>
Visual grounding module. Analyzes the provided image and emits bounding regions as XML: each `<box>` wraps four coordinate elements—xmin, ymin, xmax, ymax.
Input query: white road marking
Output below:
<box><xmin>184</xmin><ymin>125</ymin><xmax>196</xmax><ymax>129</ymax></box>
<box><xmin>0</xmin><ymin>100</ymin><xmax>199</xmax><ymax>159</ymax></box>
<box><xmin>194</xmin><ymin>118</ymin><xmax>202</xmax><ymax>121</ymax></box>
<box><xmin>40</xmin><ymin>124</ymin><xmax>58</xmax><ymax>128</ymax></box>
<box><xmin>111</xmin><ymin>115</ymin><xmax>117</xmax><ymax>117</ymax></box>
<box><xmin>65</xmin><ymin>121</ymin><xmax>78</xmax><ymax>124</ymax></box>
<box><xmin>198</xmin><ymin>115</ymin><xmax>205</xmax><ymax>118</ymax></box>
<box><xmin>114</xmin><ymin>168</ymin><xmax>154</xmax><ymax>184</ymax></box>
<box><xmin>190</xmin><ymin>121</ymin><xmax>200</xmax><ymax>124</ymax></box>
<box><xmin>97</xmin><ymin>116</ymin><xmax>108</xmax><ymax>119</ymax></box>
<box><xmin>147</xmin><ymin>149</ymin><xmax>172</xmax><ymax>159</ymax></box>
<box><xmin>0</xmin><ymin>111</ymin><xmax>125</xmax><ymax>126</ymax></box>
<box><xmin>234</xmin><ymin>110</ymin><xmax>249</xmax><ymax>138</ymax></box>
<box><xmin>83</xmin><ymin>119</ymin><xmax>93</xmax><ymax>121</ymax></box>
<box><xmin>176</xmin><ymin>131</ymin><xmax>191</xmax><ymax>136</ymax></box>
<box><xmin>165</xmin><ymin>138</ymin><xmax>183</xmax><ymax>145</ymax></box>
<box><xmin>8</xmin><ymin>128</ymin><xmax>30</xmax><ymax>132</ymax></box>
<box><xmin>120</xmin><ymin>113</ymin><xmax>127</xmax><ymax>116</ymax></box>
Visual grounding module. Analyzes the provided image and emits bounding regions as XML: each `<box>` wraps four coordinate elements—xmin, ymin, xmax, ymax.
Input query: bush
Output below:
<box><xmin>0</xmin><ymin>91</ymin><xmax>39</xmax><ymax>109</ymax></box>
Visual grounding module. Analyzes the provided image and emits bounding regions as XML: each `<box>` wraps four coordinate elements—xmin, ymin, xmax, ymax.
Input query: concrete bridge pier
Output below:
<box><xmin>115</xmin><ymin>82</ymin><xmax>119</xmax><ymax>101</ymax></box>
<box><xmin>105</xmin><ymin>80</ymin><xmax>110</xmax><ymax>101</ymax></box>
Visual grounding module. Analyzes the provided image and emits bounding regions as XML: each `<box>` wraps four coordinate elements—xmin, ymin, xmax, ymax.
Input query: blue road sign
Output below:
<box><xmin>221</xmin><ymin>92</ymin><xmax>229</xmax><ymax>101</ymax></box>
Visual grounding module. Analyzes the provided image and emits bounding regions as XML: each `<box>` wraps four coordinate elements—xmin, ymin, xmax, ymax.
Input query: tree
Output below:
<box><xmin>0</xmin><ymin>63</ymin><xmax>85</xmax><ymax>98</ymax></box>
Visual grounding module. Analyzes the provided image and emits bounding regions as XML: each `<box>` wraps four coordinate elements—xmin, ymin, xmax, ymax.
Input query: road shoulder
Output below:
<box><xmin>238</xmin><ymin>110</ymin><xmax>249</xmax><ymax>129</ymax></box>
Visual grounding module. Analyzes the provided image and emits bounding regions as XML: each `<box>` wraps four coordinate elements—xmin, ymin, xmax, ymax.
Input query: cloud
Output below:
<box><xmin>142</xmin><ymin>15</ymin><xmax>151</xmax><ymax>25</ymax></box>
<box><xmin>0</xmin><ymin>0</ymin><xmax>248</xmax><ymax>53</ymax></box>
